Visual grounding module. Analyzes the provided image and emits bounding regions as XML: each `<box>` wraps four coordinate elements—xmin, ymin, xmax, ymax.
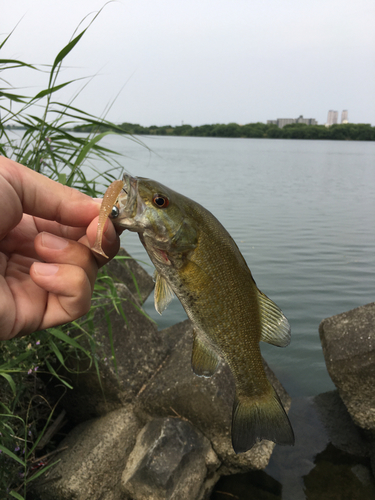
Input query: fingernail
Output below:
<box><xmin>41</xmin><ymin>232</ymin><xmax>69</xmax><ymax>250</ymax></box>
<box><xmin>33</xmin><ymin>263</ymin><xmax>59</xmax><ymax>276</ymax></box>
<box><xmin>93</xmin><ymin>198</ymin><xmax>103</xmax><ymax>204</ymax></box>
<box><xmin>104</xmin><ymin>220</ymin><xmax>117</xmax><ymax>243</ymax></box>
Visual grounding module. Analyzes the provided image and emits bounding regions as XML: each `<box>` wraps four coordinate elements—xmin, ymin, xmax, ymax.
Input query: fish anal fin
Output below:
<box><xmin>154</xmin><ymin>271</ymin><xmax>174</xmax><ymax>315</ymax></box>
<box><xmin>191</xmin><ymin>332</ymin><xmax>219</xmax><ymax>378</ymax></box>
<box><xmin>231</xmin><ymin>387</ymin><xmax>295</xmax><ymax>454</ymax></box>
<box><xmin>257</xmin><ymin>290</ymin><xmax>291</xmax><ymax>347</ymax></box>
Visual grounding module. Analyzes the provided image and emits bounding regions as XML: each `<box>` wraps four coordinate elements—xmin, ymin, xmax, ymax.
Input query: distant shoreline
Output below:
<box><xmin>5</xmin><ymin>122</ymin><xmax>375</xmax><ymax>141</ymax></box>
<box><xmin>74</xmin><ymin>122</ymin><xmax>375</xmax><ymax>141</ymax></box>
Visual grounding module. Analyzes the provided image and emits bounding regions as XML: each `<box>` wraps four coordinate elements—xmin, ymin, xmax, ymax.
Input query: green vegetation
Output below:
<box><xmin>72</xmin><ymin>121</ymin><xmax>375</xmax><ymax>141</ymax></box>
<box><xmin>0</xmin><ymin>17</ymin><xmax>148</xmax><ymax>499</ymax></box>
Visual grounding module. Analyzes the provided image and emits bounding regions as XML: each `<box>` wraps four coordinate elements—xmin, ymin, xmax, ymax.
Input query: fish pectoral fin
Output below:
<box><xmin>191</xmin><ymin>332</ymin><xmax>219</xmax><ymax>378</ymax></box>
<box><xmin>154</xmin><ymin>271</ymin><xmax>174</xmax><ymax>315</ymax></box>
<box><xmin>232</xmin><ymin>386</ymin><xmax>295</xmax><ymax>454</ymax></box>
<box><xmin>257</xmin><ymin>290</ymin><xmax>291</xmax><ymax>347</ymax></box>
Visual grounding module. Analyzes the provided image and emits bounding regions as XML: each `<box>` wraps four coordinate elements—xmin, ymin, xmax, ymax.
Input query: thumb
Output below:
<box><xmin>30</xmin><ymin>262</ymin><xmax>92</xmax><ymax>328</ymax></box>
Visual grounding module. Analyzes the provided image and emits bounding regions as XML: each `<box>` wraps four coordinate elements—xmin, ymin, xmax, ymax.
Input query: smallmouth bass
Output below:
<box><xmin>93</xmin><ymin>174</ymin><xmax>295</xmax><ymax>453</ymax></box>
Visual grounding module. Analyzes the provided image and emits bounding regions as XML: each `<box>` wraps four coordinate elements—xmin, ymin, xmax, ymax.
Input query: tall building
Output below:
<box><xmin>326</xmin><ymin>110</ymin><xmax>338</xmax><ymax>126</ymax></box>
<box><xmin>341</xmin><ymin>110</ymin><xmax>348</xmax><ymax>124</ymax></box>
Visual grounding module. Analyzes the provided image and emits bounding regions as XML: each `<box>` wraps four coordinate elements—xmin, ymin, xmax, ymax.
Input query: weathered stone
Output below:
<box><xmin>32</xmin><ymin>406</ymin><xmax>141</xmax><ymax>500</ymax></box>
<box><xmin>93</xmin><ymin>285</ymin><xmax>163</xmax><ymax>399</ymax></box>
<box><xmin>314</xmin><ymin>391</ymin><xmax>369</xmax><ymax>458</ymax></box>
<box><xmin>105</xmin><ymin>247</ymin><xmax>154</xmax><ymax>305</ymax></box>
<box><xmin>46</xmin><ymin>250</ymin><xmax>157</xmax><ymax>424</ymax></box>
<box><xmin>319</xmin><ymin>302</ymin><xmax>375</xmax><ymax>431</ymax></box>
<box><xmin>136</xmin><ymin>319</ymin><xmax>291</xmax><ymax>472</ymax></box>
<box><xmin>303</xmin><ymin>442</ymin><xmax>375</xmax><ymax>500</ymax></box>
<box><xmin>121</xmin><ymin>417</ymin><xmax>220</xmax><ymax>500</ymax></box>
<box><xmin>36</xmin><ymin>251</ymin><xmax>295</xmax><ymax>497</ymax></box>
<box><xmin>314</xmin><ymin>392</ymin><xmax>375</xmax><ymax>497</ymax></box>
<box><xmin>55</xmin><ymin>284</ymin><xmax>171</xmax><ymax>424</ymax></box>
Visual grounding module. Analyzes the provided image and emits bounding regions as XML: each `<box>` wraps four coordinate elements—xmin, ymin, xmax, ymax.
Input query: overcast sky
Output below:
<box><xmin>2</xmin><ymin>0</ymin><xmax>374</xmax><ymax>126</ymax></box>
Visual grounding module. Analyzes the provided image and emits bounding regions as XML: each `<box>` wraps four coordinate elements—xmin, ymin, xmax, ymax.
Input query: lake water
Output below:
<box><xmin>93</xmin><ymin>134</ymin><xmax>375</xmax><ymax>399</ymax></box>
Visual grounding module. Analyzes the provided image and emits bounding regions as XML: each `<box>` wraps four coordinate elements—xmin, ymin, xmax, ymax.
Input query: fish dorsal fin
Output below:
<box><xmin>257</xmin><ymin>290</ymin><xmax>291</xmax><ymax>347</ymax></box>
<box><xmin>154</xmin><ymin>270</ymin><xmax>174</xmax><ymax>315</ymax></box>
<box><xmin>191</xmin><ymin>331</ymin><xmax>219</xmax><ymax>378</ymax></box>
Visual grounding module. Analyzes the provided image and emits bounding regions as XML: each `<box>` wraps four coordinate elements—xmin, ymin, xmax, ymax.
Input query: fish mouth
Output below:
<box><xmin>112</xmin><ymin>174</ymin><xmax>140</xmax><ymax>228</ymax></box>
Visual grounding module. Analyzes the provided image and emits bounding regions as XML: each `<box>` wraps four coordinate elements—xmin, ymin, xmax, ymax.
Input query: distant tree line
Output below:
<box><xmin>72</xmin><ymin>121</ymin><xmax>375</xmax><ymax>141</ymax></box>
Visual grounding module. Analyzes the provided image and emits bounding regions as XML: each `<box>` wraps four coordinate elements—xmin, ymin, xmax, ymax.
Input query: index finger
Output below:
<box><xmin>0</xmin><ymin>157</ymin><xmax>101</xmax><ymax>239</ymax></box>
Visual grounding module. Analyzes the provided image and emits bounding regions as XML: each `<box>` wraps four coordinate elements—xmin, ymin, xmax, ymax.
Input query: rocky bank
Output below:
<box><xmin>31</xmin><ymin>250</ymin><xmax>375</xmax><ymax>499</ymax></box>
<box><xmin>31</xmin><ymin>249</ymin><xmax>290</xmax><ymax>499</ymax></box>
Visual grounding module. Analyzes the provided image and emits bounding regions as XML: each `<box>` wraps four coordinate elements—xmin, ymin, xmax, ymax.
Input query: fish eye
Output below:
<box><xmin>153</xmin><ymin>194</ymin><xmax>169</xmax><ymax>209</ymax></box>
<box><xmin>109</xmin><ymin>205</ymin><xmax>119</xmax><ymax>218</ymax></box>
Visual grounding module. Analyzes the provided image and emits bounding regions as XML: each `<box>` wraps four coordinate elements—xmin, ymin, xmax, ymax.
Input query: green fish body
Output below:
<box><xmin>111</xmin><ymin>174</ymin><xmax>294</xmax><ymax>453</ymax></box>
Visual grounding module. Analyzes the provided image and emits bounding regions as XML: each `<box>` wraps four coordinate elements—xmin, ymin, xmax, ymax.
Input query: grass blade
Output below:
<box><xmin>0</xmin><ymin>444</ymin><xmax>25</xmax><ymax>466</ymax></box>
<box><xmin>48</xmin><ymin>340</ymin><xmax>66</xmax><ymax>368</ymax></box>
<box><xmin>49</xmin><ymin>328</ymin><xmax>90</xmax><ymax>355</ymax></box>
<box><xmin>32</xmin><ymin>80</ymin><xmax>76</xmax><ymax>101</ymax></box>
<box><xmin>45</xmin><ymin>360</ymin><xmax>73</xmax><ymax>390</ymax></box>
<box><xmin>0</xmin><ymin>372</ymin><xmax>16</xmax><ymax>396</ymax></box>
<box><xmin>0</xmin><ymin>58</ymin><xmax>37</xmax><ymax>69</ymax></box>
<box><xmin>50</xmin><ymin>30</ymin><xmax>86</xmax><ymax>85</ymax></box>
<box><xmin>104</xmin><ymin>308</ymin><xmax>118</xmax><ymax>375</ymax></box>
<box><xmin>9</xmin><ymin>491</ymin><xmax>25</xmax><ymax>500</ymax></box>
<box><xmin>73</xmin><ymin>131</ymin><xmax>117</xmax><ymax>168</ymax></box>
<box><xmin>25</xmin><ymin>459</ymin><xmax>60</xmax><ymax>484</ymax></box>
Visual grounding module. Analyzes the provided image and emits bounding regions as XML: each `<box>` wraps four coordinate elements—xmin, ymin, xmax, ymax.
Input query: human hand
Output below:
<box><xmin>0</xmin><ymin>156</ymin><xmax>120</xmax><ymax>340</ymax></box>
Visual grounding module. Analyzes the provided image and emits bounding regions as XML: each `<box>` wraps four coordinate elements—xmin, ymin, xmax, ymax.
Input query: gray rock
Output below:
<box><xmin>319</xmin><ymin>302</ymin><xmax>375</xmax><ymax>431</ymax></box>
<box><xmin>351</xmin><ymin>464</ymin><xmax>374</xmax><ymax>488</ymax></box>
<box><xmin>302</xmin><ymin>442</ymin><xmax>375</xmax><ymax>500</ymax></box>
<box><xmin>313</xmin><ymin>392</ymin><xmax>375</xmax><ymax>498</ymax></box>
<box><xmin>32</xmin><ymin>406</ymin><xmax>141</xmax><ymax>500</ymax></box>
<box><xmin>105</xmin><ymin>247</ymin><xmax>155</xmax><ymax>305</ymax></box>
<box><xmin>54</xmin><ymin>283</ymin><xmax>167</xmax><ymax>424</ymax></box>
<box><xmin>314</xmin><ymin>391</ymin><xmax>368</xmax><ymax>458</ymax></box>
<box><xmin>38</xmin><ymin>250</ymin><xmax>294</xmax><ymax>498</ymax></box>
<box><xmin>121</xmin><ymin>417</ymin><xmax>220</xmax><ymax>500</ymax></box>
<box><xmin>48</xmin><ymin>249</ymin><xmax>158</xmax><ymax>424</ymax></box>
<box><xmin>136</xmin><ymin>319</ymin><xmax>291</xmax><ymax>473</ymax></box>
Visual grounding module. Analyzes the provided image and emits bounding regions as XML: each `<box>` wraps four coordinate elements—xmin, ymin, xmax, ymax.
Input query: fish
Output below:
<box><xmin>93</xmin><ymin>173</ymin><xmax>295</xmax><ymax>453</ymax></box>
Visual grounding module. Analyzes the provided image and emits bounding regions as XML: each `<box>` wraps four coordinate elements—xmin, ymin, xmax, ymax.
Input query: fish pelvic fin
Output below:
<box><xmin>191</xmin><ymin>331</ymin><xmax>219</xmax><ymax>377</ymax></box>
<box><xmin>231</xmin><ymin>386</ymin><xmax>295</xmax><ymax>454</ymax></box>
<box><xmin>154</xmin><ymin>271</ymin><xmax>174</xmax><ymax>315</ymax></box>
<box><xmin>257</xmin><ymin>290</ymin><xmax>291</xmax><ymax>347</ymax></box>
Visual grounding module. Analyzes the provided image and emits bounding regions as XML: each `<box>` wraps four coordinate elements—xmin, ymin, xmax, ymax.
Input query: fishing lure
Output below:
<box><xmin>91</xmin><ymin>179</ymin><xmax>125</xmax><ymax>258</ymax></box>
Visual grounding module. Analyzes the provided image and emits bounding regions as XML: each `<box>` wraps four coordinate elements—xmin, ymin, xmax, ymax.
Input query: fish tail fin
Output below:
<box><xmin>231</xmin><ymin>386</ymin><xmax>294</xmax><ymax>454</ymax></box>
